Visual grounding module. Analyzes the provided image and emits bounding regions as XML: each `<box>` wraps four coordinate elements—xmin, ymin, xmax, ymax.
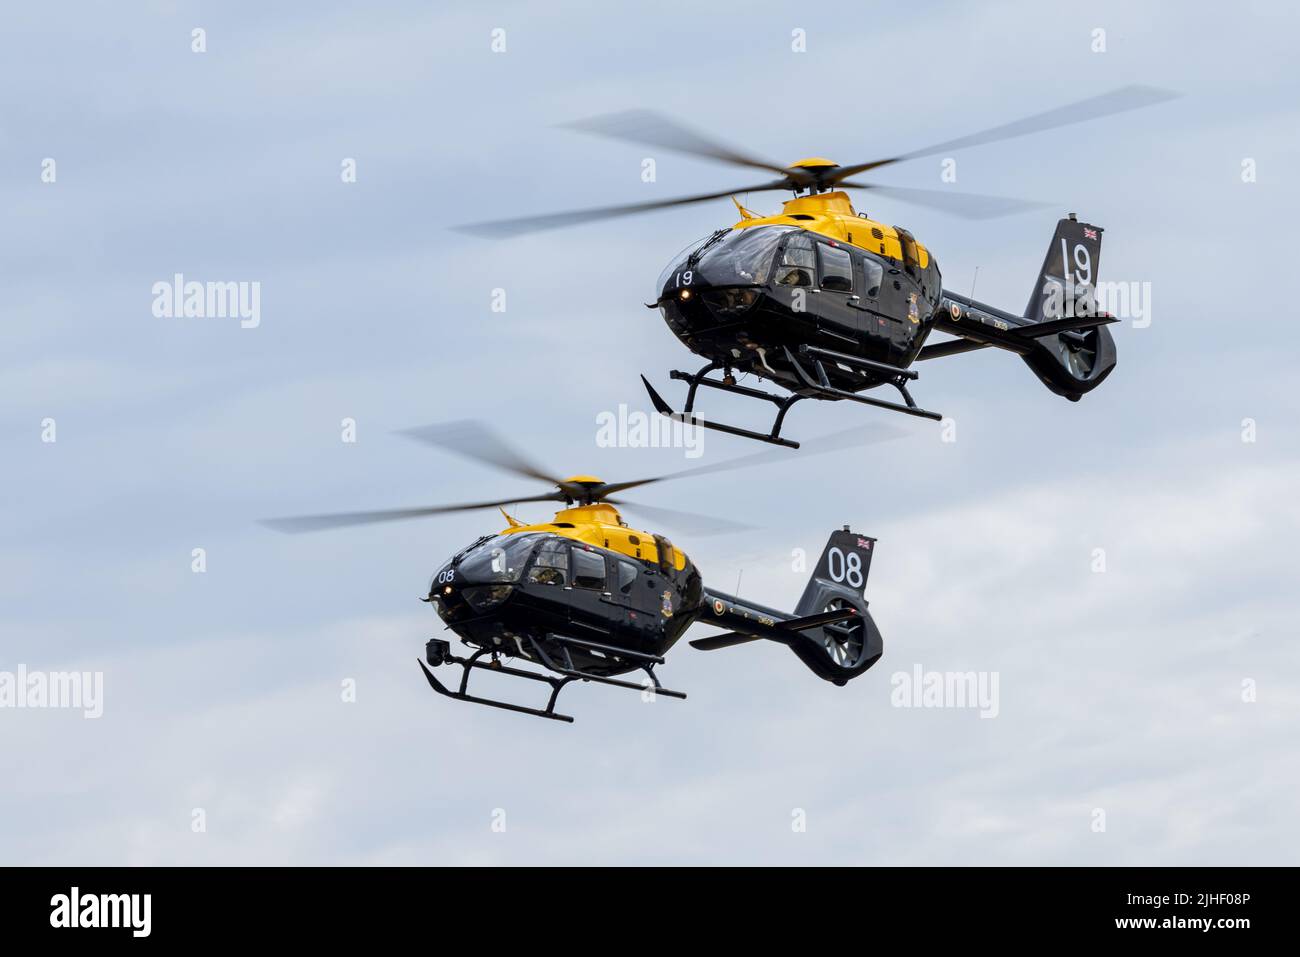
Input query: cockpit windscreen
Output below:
<box><xmin>692</xmin><ymin>225</ymin><xmax>794</xmax><ymax>286</ymax></box>
<box><xmin>455</xmin><ymin>533</ymin><xmax>545</xmax><ymax>583</ymax></box>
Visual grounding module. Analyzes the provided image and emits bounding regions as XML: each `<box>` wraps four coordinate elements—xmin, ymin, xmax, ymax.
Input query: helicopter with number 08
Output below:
<box><xmin>263</xmin><ymin>421</ymin><xmax>898</xmax><ymax>723</ymax></box>
<box><xmin>461</xmin><ymin>86</ymin><xmax>1178</xmax><ymax>448</ymax></box>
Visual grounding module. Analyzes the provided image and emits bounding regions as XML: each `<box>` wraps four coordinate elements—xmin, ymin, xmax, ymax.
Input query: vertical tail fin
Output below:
<box><xmin>1020</xmin><ymin>215</ymin><xmax>1117</xmax><ymax>399</ymax></box>
<box><xmin>790</xmin><ymin>528</ymin><xmax>883</xmax><ymax>684</ymax></box>
<box><xmin>794</xmin><ymin>528</ymin><xmax>875</xmax><ymax>614</ymax></box>
<box><xmin>1025</xmin><ymin>214</ymin><xmax>1104</xmax><ymax>324</ymax></box>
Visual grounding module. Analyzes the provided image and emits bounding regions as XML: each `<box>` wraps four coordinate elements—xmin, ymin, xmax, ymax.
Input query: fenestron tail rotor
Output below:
<box><xmin>261</xmin><ymin>419</ymin><xmax>907</xmax><ymax>535</ymax></box>
<box><xmin>455</xmin><ymin>86</ymin><xmax>1178</xmax><ymax>236</ymax></box>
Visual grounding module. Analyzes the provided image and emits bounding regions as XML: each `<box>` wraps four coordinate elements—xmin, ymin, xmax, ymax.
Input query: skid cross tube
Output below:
<box><xmin>798</xmin><ymin>343</ymin><xmax>919</xmax><ymax>381</ymax></box>
<box><xmin>549</xmin><ymin>633</ymin><xmax>666</xmax><ymax>665</ymax></box>
<box><xmin>641</xmin><ymin>367</ymin><xmax>804</xmax><ymax>449</ymax></box>
<box><xmin>784</xmin><ymin>347</ymin><xmax>943</xmax><ymax>422</ymax></box>
<box><xmin>418</xmin><ymin>645</ymin><xmax>576</xmax><ymax>722</ymax></box>
<box><xmin>530</xmin><ymin>636</ymin><xmax>688</xmax><ymax>700</ymax></box>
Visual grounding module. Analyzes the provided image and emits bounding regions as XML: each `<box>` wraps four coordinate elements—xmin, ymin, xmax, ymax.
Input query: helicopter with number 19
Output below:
<box><xmin>462</xmin><ymin>86</ymin><xmax>1177</xmax><ymax>447</ymax></box>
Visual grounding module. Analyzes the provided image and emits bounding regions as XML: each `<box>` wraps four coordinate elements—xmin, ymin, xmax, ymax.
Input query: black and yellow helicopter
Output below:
<box><xmin>264</xmin><ymin>421</ymin><xmax>889</xmax><ymax>722</ymax></box>
<box><xmin>462</xmin><ymin>86</ymin><xmax>1177</xmax><ymax>447</ymax></box>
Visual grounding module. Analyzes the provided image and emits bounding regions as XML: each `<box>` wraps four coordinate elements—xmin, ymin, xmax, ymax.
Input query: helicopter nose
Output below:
<box><xmin>657</xmin><ymin>290</ymin><xmax>699</xmax><ymax>338</ymax></box>
<box><xmin>429</xmin><ymin>575</ymin><xmax>514</xmax><ymax>618</ymax></box>
<box><xmin>699</xmin><ymin>287</ymin><xmax>760</xmax><ymax>315</ymax></box>
<box><xmin>667</xmin><ymin>285</ymin><xmax>760</xmax><ymax>321</ymax></box>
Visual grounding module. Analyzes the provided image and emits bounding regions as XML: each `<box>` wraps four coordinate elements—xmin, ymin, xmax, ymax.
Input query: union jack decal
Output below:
<box><xmin>1083</xmin><ymin>227</ymin><xmax>1098</xmax><ymax>240</ymax></box>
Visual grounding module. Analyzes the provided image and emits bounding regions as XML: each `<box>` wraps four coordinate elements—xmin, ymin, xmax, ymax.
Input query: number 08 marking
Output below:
<box><xmin>826</xmin><ymin>547</ymin><xmax>863</xmax><ymax>588</ymax></box>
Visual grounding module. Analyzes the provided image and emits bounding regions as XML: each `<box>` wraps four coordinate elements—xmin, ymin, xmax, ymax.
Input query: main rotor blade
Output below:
<box><xmin>606</xmin><ymin>498</ymin><xmax>755</xmax><ymax>537</ymax></box>
<box><xmin>842</xmin><ymin>181</ymin><xmax>1048</xmax><ymax>219</ymax></box>
<box><xmin>454</xmin><ymin>181</ymin><xmax>791</xmax><ymax>238</ymax></box>
<box><xmin>261</xmin><ymin>492</ymin><xmax>565</xmax><ymax>534</ymax></box>
<box><xmin>595</xmin><ymin>419</ymin><xmax>908</xmax><ymax>499</ymax></box>
<box><xmin>562</xmin><ymin>109</ymin><xmax>804</xmax><ymax>181</ymax></box>
<box><xmin>827</xmin><ymin>84</ymin><xmax>1180</xmax><ymax>182</ymax></box>
<box><xmin>397</xmin><ymin>420</ymin><xmax>574</xmax><ymax>492</ymax></box>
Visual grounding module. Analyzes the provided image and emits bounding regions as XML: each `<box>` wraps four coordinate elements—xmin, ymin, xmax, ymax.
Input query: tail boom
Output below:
<box><xmin>919</xmin><ymin>216</ymin><xmax>1119</xmax><ymax>399</ymax></box>
<box><xmin>689</xmin><ymin>528</ymin><xmax>883</xmax><ymax>684</ymax></box>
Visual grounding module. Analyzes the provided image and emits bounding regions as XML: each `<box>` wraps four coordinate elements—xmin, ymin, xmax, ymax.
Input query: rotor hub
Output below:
<box><xmin>784</xmin><ymin>158</ymin><xmax>841</xmax><ymax>194</ymax></box>
<box><xmin>561</xmin><ymin>476</ymin><xmax>606</xmax><ymax>505</ymax></box>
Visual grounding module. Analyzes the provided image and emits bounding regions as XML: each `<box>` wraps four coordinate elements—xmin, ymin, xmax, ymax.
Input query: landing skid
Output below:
<box><xmin>418</xmin><ymin>634</ymin><xmax>686</xmax><ymax>724</ymax></box>
<box><xmin>641</xmin><ymin>366</ymin><xmax>804</xmax><ymax>448</ymax></box>
<box><xmin>642</xmin><ymin>348</ymin><xmax>942</xmax><ymax>449</ymax></box>
<box><xmin>419</xmin><ymin>644</ymin><xmax>575</xmax><ymax>722</ymax></box>
<box><xmin>784</xmin><ymin>345</ymin><xmax>944</xmax><ymax>423</ymax></box>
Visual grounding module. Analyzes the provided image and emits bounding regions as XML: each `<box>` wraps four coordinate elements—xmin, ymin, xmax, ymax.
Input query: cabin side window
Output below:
<box><xmin>859</xmin><ymin>255</ymin><xmax>884</xmax><ymax>298</ymax></box>
<box><xmin>774</xmin><ymin>233</ymin><xmax>816</xmax><ymax>287</ymax></box>
<box><xmin>571</xmin><ymin>548</ymin><xmax>607</xmax><ymax>590</ymax></box>
<box><xmin>617</xmin><ymin>560</ymin><xmax>638</xmax><ymax>594</ymax></box>
<box><xmin>526</xmin><ymin>539</ymin><xmax>569</xmax><ymax>586</ymax></box>
<box><xmin>923</xmin><ymin>258</ymin><xmax>942</xmax><ymax>302</ymax></box>
<box><xmin>895</xmin><ymin>226</ymin><xmax>922</xmax><ymax>279</ymax></box>
<box><xmin>817</xmin><ymin>244</ymin><xmax>854</xmax><ymax>292</ymax></box>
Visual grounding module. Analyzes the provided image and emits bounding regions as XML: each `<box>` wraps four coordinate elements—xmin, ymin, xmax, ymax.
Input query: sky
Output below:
<box><xmin>2</xmin><ymin>0</ymin><xmax>1298</xmax><ymax>865</ymax></box>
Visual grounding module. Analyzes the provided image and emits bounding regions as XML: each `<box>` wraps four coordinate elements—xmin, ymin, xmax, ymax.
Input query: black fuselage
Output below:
<box><xmin>655</xmin><ymin>225</ymin><xmax>943</xmax><ymax>393</ymax></box>
<box><xmin>655</xmin><ymin>221</ymin><xmax>1117</xmax><ymax>401</ymax></box>
<box><xmin>428</xmin><ymin>532</ymin><xmax>703</xmax><ymax>677</ymax></box>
